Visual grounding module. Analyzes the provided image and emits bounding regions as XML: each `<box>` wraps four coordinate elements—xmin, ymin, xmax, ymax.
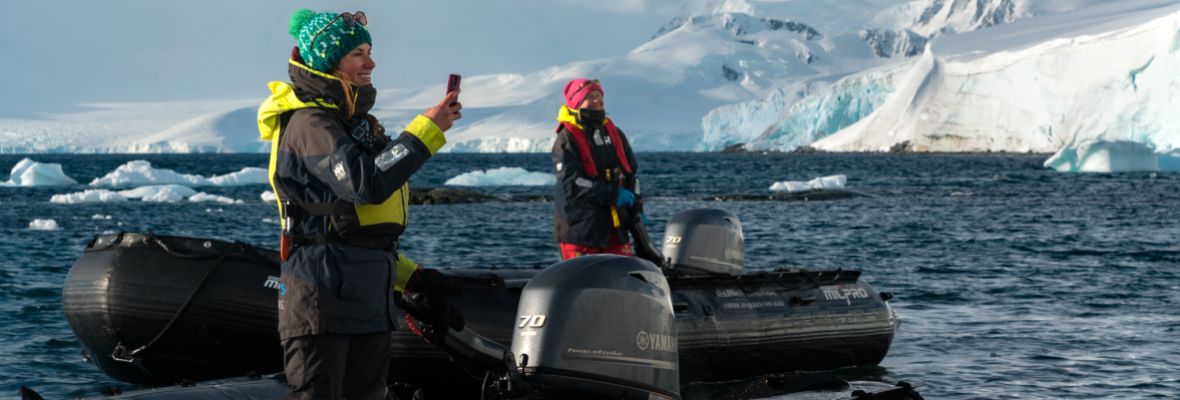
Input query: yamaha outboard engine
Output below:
<box><xmin>662</xmin><ymin>209</ymin><xmax>745</xmax><ymax>275</ymax></box>
<box><xmin>511</xmin><ymin>255</ymin><xmax>679</xmax><ymax>399</ymax></box>
<box><xmin>405</xmin><ymin>255</ymin><xmax>679</xmax><ymax>399</ymax></box>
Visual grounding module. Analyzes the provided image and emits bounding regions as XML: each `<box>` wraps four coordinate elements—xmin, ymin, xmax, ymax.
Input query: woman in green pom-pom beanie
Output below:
<box><xmin>257</xmin><ymin>9</ymin><xmax>464</xmax><ymax>399</ymax></box>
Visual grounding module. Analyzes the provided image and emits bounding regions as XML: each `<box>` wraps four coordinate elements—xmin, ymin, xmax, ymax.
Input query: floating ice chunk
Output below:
<box><xmin>816</xmin><ymin>175</ymin><xmax>847</xmax><ymax>188</ymax></box>
<box><xmin>1044</xmin><ymin>140</ymin><xmax>1166</xmax><ymax>172</ymax></box>
<box><xmin>28</xmin><ymin>219</ymin><xmax>59</xmax><ymax>231</ymax></box>
<box><xmin>769</xmin><ymin>175</ymin><xmax>847</xmax><ymax>192</ymax></box>
<box><xmin>774</xmin><ymin>181</ymin><xmax>811</xmax><ymax>192</ymax></box>
<box><xmin>189</xmin><ymin>193</ymin><xmax>243</xmax><ymax>204</ymax></box>
<box><xmin>54</xmin><ymin>184</ymin><xmax>245</xmax><ymax>203</ymax></box>
<box><xmin>261</xmin><ymin>191</ymin><xmax>278</xmax><ymax>202</ymax></box>
<box><xmin>89</xmin><ymin>160</ymin><xmax>204</xmax><ymax>187</ymax></box>
<box><xmin>1</xmin><ymin>158</ymin><xmax>78</xmax><ymax>187</ymax></box>
<box><xmin>89</xmin><ymin>160</ymin><xmax>266</xmax><ymax>187</ymax></box>
<box><xmin>208</xmin><ymin>168</ymin><xmax>267</xmax><ymax>186</ymax></box>
<box><xmin>118</xmin><ymin>185</ymin><xmax>198</xmax><ymax>202</ymax></box>
<box><xmin>444</xmin><ymin>167</ymin><xmax>555</xmax><ymax>186</ymax></box>
<box><xmin>51</xmin><ymin>189</ymin><xmax>128</xmax><ymax>204</ymax></box>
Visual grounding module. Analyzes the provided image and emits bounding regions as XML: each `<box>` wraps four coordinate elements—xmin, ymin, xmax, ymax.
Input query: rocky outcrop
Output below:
<box><xmin>408</xmin><ymin>187</ymin><xmax>550</xmax><ymax>205</ymax></box>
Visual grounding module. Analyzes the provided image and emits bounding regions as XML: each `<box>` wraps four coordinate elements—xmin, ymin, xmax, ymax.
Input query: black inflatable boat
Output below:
<box><xmin>61</xmin><ymin>209</ymin><xmax>901</xmax><ymax>397</ymax></box>
<box><xmin>21</xmin><ymin>374</ymin><xmax>925</xmax><ymax>400</ymax></box>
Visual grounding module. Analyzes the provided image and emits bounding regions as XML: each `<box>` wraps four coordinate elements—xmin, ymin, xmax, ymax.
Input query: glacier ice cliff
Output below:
<box><xmin>702</xmin><ymin>0</ymin><xmax>1180</xmax><ymax>172</ymax></box>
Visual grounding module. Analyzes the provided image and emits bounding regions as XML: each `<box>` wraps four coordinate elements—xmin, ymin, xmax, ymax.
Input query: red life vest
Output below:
<box><xmin>557</xmin><ymin>121</ymin><xmax>633</xmax><ymax>178</ymax></box>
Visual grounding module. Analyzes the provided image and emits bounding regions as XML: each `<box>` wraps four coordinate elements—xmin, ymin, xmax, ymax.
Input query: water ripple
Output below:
<box><xmin>3</xmin><ymin>154</ymin><xmax>1179</xmax><ymax>399</ymax></box>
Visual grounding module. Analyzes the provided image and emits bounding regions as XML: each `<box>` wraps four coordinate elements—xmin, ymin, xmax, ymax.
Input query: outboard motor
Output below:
<box><xmin>403</xmin><ymin>255</ymin><xmax>679</xmax><ymax>400</ymax></box>
<box><xmin>662</xmin><ymin>209</ymin><xmax>745</xmax><ymax>275</ymax></box>
<box><xmin>512</xmin><ymin>255</ymin><xmax>679</xmax><ymax>399</ymax></box>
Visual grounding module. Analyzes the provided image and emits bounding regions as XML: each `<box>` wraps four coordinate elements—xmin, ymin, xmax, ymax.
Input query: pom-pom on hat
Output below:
<box><xmin>289</xmin><ymin>8</ymin><xmax>372</xmax><ymax>73</ymax></box>
<box><xmin>563</xmin><ymin>78</ymin><xmax>603</xmax><ymax>109</ymax></box>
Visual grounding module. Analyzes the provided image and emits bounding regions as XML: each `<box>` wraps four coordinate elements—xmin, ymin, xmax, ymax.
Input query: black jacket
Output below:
<box><xmin>269</xmin><ymin>59</ymin><xmax>444</xmax><ymax>339</ymax></box>
<box><xmin>552</xmin><ymin>117</ymin><xmax>638</xmax><ymax>248</ymax></box>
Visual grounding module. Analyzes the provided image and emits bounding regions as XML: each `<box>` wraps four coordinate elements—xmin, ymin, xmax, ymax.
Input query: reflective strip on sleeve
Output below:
<box><xmin>375</xmin><ymin>143</ymin><xmax>409</xmax><ymax>171</ymax></box>
<box><xmin>405</xmin><ymin>115</ymin><xmax>446</xmax><ymax>155</ymax></box>
<box><xmin>393</xmin><ymin>253</ymin><xmax>420</xmax><ymax>293</ymax></box>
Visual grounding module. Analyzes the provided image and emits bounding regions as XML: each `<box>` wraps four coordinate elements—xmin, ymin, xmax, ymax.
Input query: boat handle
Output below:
<box><xmin>790</xmin><ymin>295</ymin><xmax>816</xmax><ymax>306</ymax></box>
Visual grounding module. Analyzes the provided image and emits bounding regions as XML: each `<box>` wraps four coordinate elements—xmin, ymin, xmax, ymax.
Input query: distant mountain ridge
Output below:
<box><xmin>1</xmin><ymin>0</ymin><xmax>1169</xmax><ymax>158</ymax></box>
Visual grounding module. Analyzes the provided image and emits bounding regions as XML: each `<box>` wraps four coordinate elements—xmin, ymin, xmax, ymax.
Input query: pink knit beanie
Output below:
<box><xmin>563</xmin><ymin>78</ymin><xmax>602</xmax><ymax>109</ymax></box>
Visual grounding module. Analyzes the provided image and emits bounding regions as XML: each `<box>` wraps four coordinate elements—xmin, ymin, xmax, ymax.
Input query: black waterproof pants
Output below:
<box><xmin>282</xmin><ymin>332</ymin><xmax>390</xmax><ymax>400</ymax></box>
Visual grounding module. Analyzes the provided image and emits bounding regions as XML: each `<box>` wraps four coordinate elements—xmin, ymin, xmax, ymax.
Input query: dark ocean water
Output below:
<box><xmin>1</xmin><ymin>153</ymin><xmax>1178</xmax><ymax>399</ymax></box>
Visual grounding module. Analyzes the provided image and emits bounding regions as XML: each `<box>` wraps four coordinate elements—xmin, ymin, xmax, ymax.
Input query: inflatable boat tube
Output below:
<box><xmin>63</xmin><ymin>233</ymin><xmax>899</xmax><ymax>390</ymax></box>
<box><xmin>19</xmin><ymin>375</ymin><xmax>924</xmax><ymax>400</ymax></box>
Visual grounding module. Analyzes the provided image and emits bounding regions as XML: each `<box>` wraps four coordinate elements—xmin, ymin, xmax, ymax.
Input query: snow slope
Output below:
<box><xmin>3</xmin><ymin>0</ymin><xmax>1176</xmax><ymax>165</ymax></box>
<box><xmin>699</xmin><ymin>0</ymin><xmax>1108</xmax><ymax>151</ymax></box>
<box><xmin>0</xmin><ymin>0</ymin><xmax>1012</xmax><ymax>154</ymax></box>
<box><xmin>811</xmin><ymin>0</ymin><xmax>1180</xmax><ymax>155</ymax></box>
<box><xmin>710</xmin><ymin>0</ymin><xmax>1180</xmax><ymax>172</ymax></box>
<box><xmin>0</xmin><ymin>99</ymin><xmax>262</xmax><ymax>153</ymax></box>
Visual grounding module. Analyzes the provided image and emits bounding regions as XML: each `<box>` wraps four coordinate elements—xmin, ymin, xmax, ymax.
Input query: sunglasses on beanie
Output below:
<box><xmin>310</xmin><ymin>11</ymin><xmax>368</xmax><ymax>50</ymax></box>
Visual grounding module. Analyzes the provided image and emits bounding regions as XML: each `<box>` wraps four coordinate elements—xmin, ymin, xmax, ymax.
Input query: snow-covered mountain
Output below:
<box><xmin>0</xmin><ymin>100</ymin><xmax>262</xmax><ymax>153</ymax></box>
<box><xmin>3</xmin><ymin>0</ymin><xmax>1178</xmax><ymax>170</ymax></box>
<box><xmin>384</xmin><ymin>0</ymin><xmax>890</xmax><ymax>153</ymax></box>
<box><xmin>0</xmin><ymin>0</ymin><xmax>1024</xmax><ymax>154</ymax></box>
<box><xmin>707</xmin><ymin>0</ymin><xmax>1180</xmax><ymax>171</ymax></box>
<box><xmin>699</xmin><ymin>0</ymin><xmax>1124</xmax><ymax>151</ymax></box>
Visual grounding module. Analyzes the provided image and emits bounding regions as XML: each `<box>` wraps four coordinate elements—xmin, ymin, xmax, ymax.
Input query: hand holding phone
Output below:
<box><xmin>425</xmin><ymin>74</ymin><xmax>463</xmax><ymax>132</ymax></box>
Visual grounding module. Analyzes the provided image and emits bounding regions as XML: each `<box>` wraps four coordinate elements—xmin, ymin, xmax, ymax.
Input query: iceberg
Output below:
<box><xmin>207</xmin><ymin>168</ymin><xmax>268</xmax><ymax>186</ymax></box>
<box><xmin>51</xmin><ymin>185</ymin><xmax>235</xmax><ymax>204</ymax></box>
<box><xmin>28</xmin><ymin>219</ymin><xmax>59</xmax><ymax>231</ymax></box>
<box><xmin>116</xmin><ymin>185</ymin><xmax>199</xmax><ymax>203</ymax></box>
<box><xmin>1044</xmin><ymin>139</ymin><xmax>1179</xmax><ymax>172</ymax></box>
<box><xmin>51</xmin><ymin>190</ymin><xmax>128</xmax><ymax>204</ymax></box>
<box><xmin>89</xmin><ymin>160</ymin><xmax>266</xmax><ymax>187</ymax></box>
<box><xmin>1</xmin><ymin>158</ymin><xmax>77</xmax><ymax>187</ymax></box>
<box><xmin>188</xmin><ymin>193</ymin><xmax>244</xmax><ymax>204</ymax></box>
<box><xmin>769</xmin><ymin>175</ymin><xmax>847</xmax><ymax>192</ymax></box>
<box><xmin>444</xmin><ymin>167</ymin><xmax>555</xmax><ymax>187</ymax></box>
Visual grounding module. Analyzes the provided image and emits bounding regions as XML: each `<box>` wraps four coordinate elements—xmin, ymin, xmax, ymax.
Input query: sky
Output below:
<box><xmin>0</xmin><ymin>0</ymin><xmax>681</xmax><ymax>118</ymax></box>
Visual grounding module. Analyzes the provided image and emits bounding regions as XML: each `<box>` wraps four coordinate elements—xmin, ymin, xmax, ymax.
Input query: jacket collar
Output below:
<box><xmin>288</xmin><ymin>58</ymin><xmax>376</xmax><ymax>117</ymax></box>
<box><xmin>556</xmin><ymin>105</ymin><xmax>611</xmax><ymax>131</ymax></box>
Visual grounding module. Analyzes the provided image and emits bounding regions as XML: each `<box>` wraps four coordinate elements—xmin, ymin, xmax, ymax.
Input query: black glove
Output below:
<box><xmin>403</xmin><ymin>268</ymin><xmax>465</xmax><ymax>332</ymax></box>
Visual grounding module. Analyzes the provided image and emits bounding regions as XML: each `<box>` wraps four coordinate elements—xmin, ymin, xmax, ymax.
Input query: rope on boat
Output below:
<box><xmin>111</xmin><ymin>234</ymin><xmax>235</xmax><ymax>364</ymax></box>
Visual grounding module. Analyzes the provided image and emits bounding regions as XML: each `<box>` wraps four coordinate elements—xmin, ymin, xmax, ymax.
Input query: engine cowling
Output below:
<box><xmin>510</xmin><ymin>255</ymin><xmax>679</xmax><ymax>399</ymax></box>
<box><xmin>662</xmin><ymin>208</ymin><xmax>745</xmax><ymax>276</ymax></box>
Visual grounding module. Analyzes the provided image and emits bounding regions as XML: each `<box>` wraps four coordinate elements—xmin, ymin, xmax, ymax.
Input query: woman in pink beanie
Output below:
<box><xmin>551</xmin><ymin>78</ymin><xmax>643</xmax><ymax>260</ymax></box>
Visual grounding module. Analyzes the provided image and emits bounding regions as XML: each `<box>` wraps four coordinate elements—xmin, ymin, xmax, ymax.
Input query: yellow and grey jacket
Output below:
<box><xmin>258</xmin><ymin>57</ymin><xmax>445</xmax><ymax>339</ymax></box>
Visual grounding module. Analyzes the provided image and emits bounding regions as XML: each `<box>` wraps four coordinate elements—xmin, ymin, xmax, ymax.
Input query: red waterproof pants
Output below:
<box><xmin>559</xmin><ymin>242</ymin><xmax>634</xmax><ymax>260</ymax></box>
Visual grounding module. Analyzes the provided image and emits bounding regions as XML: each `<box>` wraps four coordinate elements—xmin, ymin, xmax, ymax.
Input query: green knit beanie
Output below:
<box><xmin>289</xmin><ymin>9</ymin><xmax>372</xmax><ymax>73</ymax></box>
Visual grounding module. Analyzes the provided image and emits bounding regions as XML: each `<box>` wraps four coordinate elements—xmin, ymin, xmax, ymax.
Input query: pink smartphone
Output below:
<box><xmin>446</xmin><ymin>74</ymin><xmax>461</xmax><ymax>106</ymax></box>
<box><xmin>447</xmin><ymin>74</ymin><xmax>461</xmax><ymax>94</ymax></box>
